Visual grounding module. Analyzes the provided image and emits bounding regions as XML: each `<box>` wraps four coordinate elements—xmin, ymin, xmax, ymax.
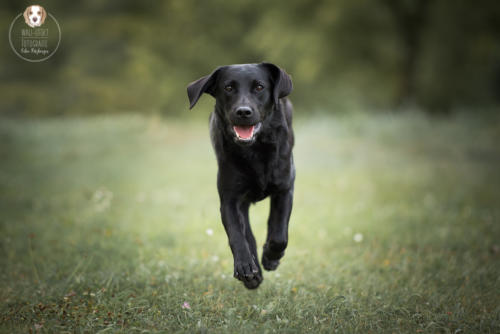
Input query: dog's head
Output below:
<box><xmin>187</xmin><ymin>63</ymin><xmax>292</xmax><ymax>144</ymax></box>
<box><xmin>24</xmin><ymin>5</ymin><xmax>47</xmax><ymax>28</ymax></box>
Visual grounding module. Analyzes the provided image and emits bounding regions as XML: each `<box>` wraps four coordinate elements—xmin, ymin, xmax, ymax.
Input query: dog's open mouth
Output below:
<box><xmin>233</xmin><ymin>123</ymin><xmax>261</xmax><ymax>141</ymax></box>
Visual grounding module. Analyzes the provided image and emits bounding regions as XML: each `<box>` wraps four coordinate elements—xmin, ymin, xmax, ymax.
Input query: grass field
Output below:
<box><xmin>1</xmin><ymin>112</ymin><xmax>499</xmax><ymax>333</ymax></box>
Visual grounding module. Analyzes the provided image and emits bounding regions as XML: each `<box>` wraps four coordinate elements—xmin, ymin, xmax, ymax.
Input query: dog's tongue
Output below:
<box><xmin>233</xmin><ymin>125</ymin><xmax>254</xmax><ymax>139</ymax></box>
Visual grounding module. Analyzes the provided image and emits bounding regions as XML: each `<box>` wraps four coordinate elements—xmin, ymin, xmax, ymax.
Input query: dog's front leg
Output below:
<box><xmin>220</xmin><ymin>199</ymin><xmax>262</xmax><ymax>288</ymax></box>
<box><xmin>262</xmin><ymin>188</ymin><xmax>293</xmax><ymax>271</ymax></box>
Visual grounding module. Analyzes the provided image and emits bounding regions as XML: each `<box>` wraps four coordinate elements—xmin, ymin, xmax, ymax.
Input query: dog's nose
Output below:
<box><xmin>235</xmin><ymin>107</ymin><xmax>253</xmax><ymax>118</ymax></box>
<box><xmin>33</xmin><ymin>17</ymin><xmax>38</xmax><ymax>22</ymax></box>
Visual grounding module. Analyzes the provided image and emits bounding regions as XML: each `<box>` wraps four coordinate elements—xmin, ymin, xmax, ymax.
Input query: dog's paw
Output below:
<box><xmin>262</xmin><ymin>243</ymin><xmax>285</xmax><ymax>271</ymax></box>
<box><xmin>233</xmin><ymin>258</ymin><xmax>263</xmax><ymax>289</ymax></box>
<box><xmin>262</xmin><ymin>253</ymin><xmax>281</xmax><ymax>271</ymax></box>
<box><xmin>242</xmin><ymin>271</ymin><xmax>263</xmax><ymax>289</ymax></box>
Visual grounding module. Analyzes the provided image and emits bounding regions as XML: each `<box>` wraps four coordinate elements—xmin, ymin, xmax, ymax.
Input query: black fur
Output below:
<box><xmin>187</xmin><ymin>63</ymin><xmax>295</xmax><ymax>289</ymax></box>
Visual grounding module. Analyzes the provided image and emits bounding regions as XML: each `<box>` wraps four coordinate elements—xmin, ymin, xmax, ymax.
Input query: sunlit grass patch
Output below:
<box><xmin>1</xmin><ymin>111</ymin><xmax>499</xmax><ymax>333</ymax></box>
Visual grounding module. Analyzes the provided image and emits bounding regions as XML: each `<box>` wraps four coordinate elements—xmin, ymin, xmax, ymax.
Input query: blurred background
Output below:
<box><xmin>2</xmin><ymin>2</ymin><xmax>500</xmax><ymax>331</ymax></box>
<box><xmin>1</xmin><ymin>0</ymin><xmax>500</xmax><ymax>116</ymax></box>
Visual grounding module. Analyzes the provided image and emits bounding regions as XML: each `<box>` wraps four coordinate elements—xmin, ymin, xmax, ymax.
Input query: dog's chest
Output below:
<box><xmin>238</xmin><ymin>145</ymin><xmax>292</xmax><ymax>201</ymax></box>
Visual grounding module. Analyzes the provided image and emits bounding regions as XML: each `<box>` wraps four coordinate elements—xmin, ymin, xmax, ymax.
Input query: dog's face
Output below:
<box><xmin>214</xmin><ymin>65</ymin><xmax>273</xmax><ymax>143</ymax></box>
<box><xmin>24</xmin><ymin>5</ymin><xmax>47</xmax><ymax>28</ymax></box>
<box><xmin>187</xmin><ymin>63</ymin><xmax>292</xmax><ymax>145</ymax></box>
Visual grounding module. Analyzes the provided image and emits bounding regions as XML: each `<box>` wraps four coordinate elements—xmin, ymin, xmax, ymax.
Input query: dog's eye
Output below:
<box><xmin>29</xmin><ymin>11</ymin><xmax>32</xmax><ymax>15</ymax></box>
<box><xmin>255</xmin><ymin>84</ymin><xmax>264</xmax><ymax>92</ymax></box>
<box><xmin>38</xmin><ymin>11</ymin><xmax>41</xmax><ymax>15</ymax></box>
<box><xmin>224</xmin><ymin>85</ymin><xmax>233</xmax><ymax>92</ymax></box>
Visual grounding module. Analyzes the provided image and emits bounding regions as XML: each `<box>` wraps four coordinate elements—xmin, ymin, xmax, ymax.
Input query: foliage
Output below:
<box><xmin>1</xmin><ymin>0</ymin><xmax>499</xmax><ymax>116</ymax></box>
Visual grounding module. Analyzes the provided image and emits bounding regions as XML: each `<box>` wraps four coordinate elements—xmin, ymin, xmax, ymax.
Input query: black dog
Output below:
<box><xmin>187</xmin><ymin>63</ymin><xmax>295</xmax><ymax>289</ymax></box>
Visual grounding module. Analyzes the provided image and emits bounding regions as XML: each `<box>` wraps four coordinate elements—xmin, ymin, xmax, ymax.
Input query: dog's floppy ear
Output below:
<box><xmin>41</xmin><ymin>6</ymin><xmax>47</xmax><ymax>24</ymax></box>
<box><xmin>23</xmin><ymin>6</ymin><xmax>30</xmax><ymax>26</ymax></box>
<box><xmin>261</xmin><ymin>62</ymin><xmax>293</xmax><ymax>108</ymax></box>
<box><xmin>187</xmin><ymin>67</ymin><xmax>224</xmax><ymax>109</ymax></box>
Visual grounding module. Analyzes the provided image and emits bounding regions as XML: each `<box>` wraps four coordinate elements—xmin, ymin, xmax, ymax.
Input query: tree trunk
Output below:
<box><xmin>383</xmin><ymin>0</ymin><xmax>431</xmax><ymax>108</ymax></box>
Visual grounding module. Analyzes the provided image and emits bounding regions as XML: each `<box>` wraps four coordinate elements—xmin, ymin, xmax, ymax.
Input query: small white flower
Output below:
<box><xmin>205</xmin><ymin>228</ymin><xmax>214</xmax><ymax>236</ymax></box>
<box><xmin>136</xmin><ymin>192</ymin><xmax>146</xmax><ymax>203</ymax></box>
<box><xmin>211</xmin><ymin>255</ymin><xmax>219</xmax><ymax>262</ymax></box>
<box><xmin>91</xmin><ymin>187</ymin><xmax>113</xmax><ymax>212</ymax></box>
<box><xmin>353</xmin><ymin>233</ymin><xmax>363</xmax><ymax>243</ymax></box>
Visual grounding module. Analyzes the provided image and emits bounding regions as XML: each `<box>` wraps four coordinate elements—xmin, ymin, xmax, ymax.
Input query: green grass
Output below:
<box><xmin>1</xmin><ymin>111</ymin><xmax>499</xmax><ymax>333</ymax></box>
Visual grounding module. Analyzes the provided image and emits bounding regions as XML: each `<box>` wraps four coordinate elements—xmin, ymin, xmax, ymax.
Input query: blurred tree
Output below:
<box><xmin>381</xmin><ymin>0</ymin><xmax>431</xmax><ymax>108</ymax></box>
<box><xmin>0</xmin><ymin>0</ymin><xmax>498</xmax><ymax>116</ymax></box>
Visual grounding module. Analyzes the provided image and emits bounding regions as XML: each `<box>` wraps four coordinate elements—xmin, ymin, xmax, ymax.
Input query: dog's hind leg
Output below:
<box><xmin>262</xmin><ymin>189</ymin><xmax>293</xmax><ymax>271</ymax></box>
